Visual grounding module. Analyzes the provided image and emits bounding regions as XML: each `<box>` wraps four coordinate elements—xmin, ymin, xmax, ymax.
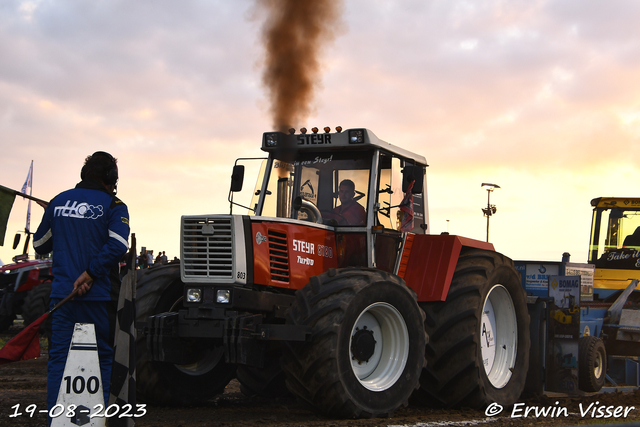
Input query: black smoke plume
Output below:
<box><xmin>257</xmin><ymin>0</ymin><xmax>344</xmax><ymax>132</ymax></box>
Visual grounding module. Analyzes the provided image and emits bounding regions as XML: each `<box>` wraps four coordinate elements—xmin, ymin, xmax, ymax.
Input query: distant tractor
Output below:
<box><xmin>0</xmin><ymin>255</ymin><xmax>53</xmax><ymax>332</ymax></box>
<box><xmin>136</xmin><ymin>128</ymin><xmax>530</xmax><ymax>417</ymax></box>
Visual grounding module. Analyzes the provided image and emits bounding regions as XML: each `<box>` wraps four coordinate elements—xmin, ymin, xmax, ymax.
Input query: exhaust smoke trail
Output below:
<box><xmin>257</xmin><ymin>0</ymin><xmax>344</xmax><ymax>132</ymax></box>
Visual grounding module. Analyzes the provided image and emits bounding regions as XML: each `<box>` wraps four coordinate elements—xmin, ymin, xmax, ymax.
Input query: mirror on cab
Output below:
<box><xmin>402</xmin><ymin>165</ymin><xmax>424</xmax><ymax>194</ymax></box>
<box><xmin>230</xmin><ymin>165</ymin><xmax>245</xmax><ymax>192</ymax></box>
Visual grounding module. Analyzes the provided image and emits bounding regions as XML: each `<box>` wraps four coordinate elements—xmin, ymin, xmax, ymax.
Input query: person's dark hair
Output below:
<box><xmin>81</xmin><ymin>151</ymin><xmax>118</xmax><ymax>185</ymax></box>
<box><xmin>339</xmin><ymin>179</ymin><xmax>355</xmax><ymax>191</ymax></box>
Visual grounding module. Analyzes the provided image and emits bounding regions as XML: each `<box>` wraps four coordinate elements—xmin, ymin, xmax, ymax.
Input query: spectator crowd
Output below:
<box><xmin>137</xmin><ymin>248</ymin><xmax>176</xmax><ymax>269</ymax></box>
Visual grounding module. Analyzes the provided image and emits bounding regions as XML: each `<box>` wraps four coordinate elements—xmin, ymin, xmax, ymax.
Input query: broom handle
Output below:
<box><xmin>46</xmin><ymin>287</ymin><xmax>80</xmax><ymax>316</ymax></box>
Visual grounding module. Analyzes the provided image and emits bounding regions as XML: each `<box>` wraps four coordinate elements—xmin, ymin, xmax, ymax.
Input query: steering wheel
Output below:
<box><xmin>321</xmin><ymin>210</ymin><xmax>349</xmax><ymax>226</ymax></box>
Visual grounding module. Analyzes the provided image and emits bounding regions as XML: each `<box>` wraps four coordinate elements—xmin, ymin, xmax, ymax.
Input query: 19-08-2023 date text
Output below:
<box><xmin>9</xmin><ymin>403</ymin><xmax>147</xmax><ymax>419</ymax></box>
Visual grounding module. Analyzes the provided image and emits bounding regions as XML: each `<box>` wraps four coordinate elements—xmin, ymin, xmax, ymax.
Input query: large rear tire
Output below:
<box><xmin>578</xmin><ymin>336</ymin><xmax>606</xmax><ymax>392</ymax></box>
<box><xmin>417</xmin><ymin>248</ymin><xmax>530</xmax><ymax>409</ymax></box>
<box><xmin>281</xmin><ymin>267</ymin><xmax>426</xmax><ymax>418</ymax></box>
<box><xmin>135</xmin><ymin>264</ymin><xmax>236</xmax><ymax>405</ymax></box>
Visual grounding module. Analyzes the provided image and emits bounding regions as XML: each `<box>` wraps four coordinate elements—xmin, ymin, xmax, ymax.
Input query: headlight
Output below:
<box><xmin>264</xmin><ymin>133</ymin><xmax>279</xmax><ymax>147</ymax></box>
<box><xmin>186</xmin><ymin>288</ymin><xmax>202</xmax><ymax>303</ymax></box>
<box><xmin>348</xmin><ymin>129</ymin><xmax>365</xmax><ymax>144</ymax></box>
<box><xmin>217</xmin><ymin>289</ymin><xmax>231</xmax><ymax>304</ymax></box>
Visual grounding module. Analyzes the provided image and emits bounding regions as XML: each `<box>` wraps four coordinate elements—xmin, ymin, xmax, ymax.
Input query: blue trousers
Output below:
<box><xmin>47</xmin><ymin>299</ymin><xmax>113</xmax><ymax>417</ymax></box>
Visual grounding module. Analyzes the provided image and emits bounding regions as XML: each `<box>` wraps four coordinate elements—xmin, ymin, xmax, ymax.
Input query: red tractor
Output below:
<box><xmin>137</xmin><ymin>128</ymin><xmax>530</xmax><ymax>417</ymax></box>
<box><xmin>0</xmin><ymin>254</ymin><xmax>53</xmax><ymax>332</ymax></box>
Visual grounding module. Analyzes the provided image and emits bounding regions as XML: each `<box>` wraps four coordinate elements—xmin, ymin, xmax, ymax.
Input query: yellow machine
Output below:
<box><xmin>588</xmin><ymin>197</ymin><xmax>640</xmax><ymax>299</ymax></box>
<box><xmin>551</xmin><ymin>306</ymin><xmax>579</xmax><ymax>324</ymax></box>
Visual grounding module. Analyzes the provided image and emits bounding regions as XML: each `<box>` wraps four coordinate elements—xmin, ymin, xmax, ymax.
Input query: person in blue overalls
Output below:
<box><xmin>34</xmin><ymin>151</ymin><xmax>130</xmax><ymax>420</ymax></box>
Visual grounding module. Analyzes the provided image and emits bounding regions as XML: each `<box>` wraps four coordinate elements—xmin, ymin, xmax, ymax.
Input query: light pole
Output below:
<box><xmin>481</xmin><ymin>183</ymin><xmax>500</xmax><ymax>242</ymax></box>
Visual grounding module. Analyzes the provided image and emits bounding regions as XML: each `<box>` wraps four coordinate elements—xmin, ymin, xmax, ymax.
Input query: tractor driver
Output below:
<box><xmin>333</xmin><ymin>179</ymin><xmax>366</xmax><ymax>226</ymax></box>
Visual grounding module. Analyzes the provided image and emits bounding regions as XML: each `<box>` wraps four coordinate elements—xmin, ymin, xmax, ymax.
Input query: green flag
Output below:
<box><xmin>0</xmin><ymin>185</ymin><xmax>17</xmax><ymax>246</ymax></box>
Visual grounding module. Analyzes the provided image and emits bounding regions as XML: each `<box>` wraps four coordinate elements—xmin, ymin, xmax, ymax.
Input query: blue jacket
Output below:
<box><xmin>34</xmin><ymin>180</ymin><xmax>130</xmax><ymax>301</ymax></box>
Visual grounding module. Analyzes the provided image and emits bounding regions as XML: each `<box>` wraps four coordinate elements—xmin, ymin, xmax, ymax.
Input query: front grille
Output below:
<box><xmin>268</xmin><ymin>230</ymin><xmax>289</xmax><ymax>283</ymax></box>
<box><xmin>182</xmin><ymin>216</ymin><xmax>234</xmax><ymax>280</ymax></box>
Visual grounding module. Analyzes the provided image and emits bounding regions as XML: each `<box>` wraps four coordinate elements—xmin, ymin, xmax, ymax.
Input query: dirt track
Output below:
<box><xmin>1</xmin><ymin>327</ymin><xmax>639</xmax><ymax>427</ymax></box>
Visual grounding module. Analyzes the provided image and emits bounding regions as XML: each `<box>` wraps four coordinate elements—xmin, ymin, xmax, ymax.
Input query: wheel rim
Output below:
<box><xmin>167</xmin><ymin>295</ymin><xmax>224</xmax><ymax>376</ymax></box>
<box><xmin>480</xmin><ymin>284</ymin><xmax>518</xmax><ymax>389</ymax></box>
<box><xmin>349</xmin><ymin>302</ymin><xmax>409</xmax><ymax>392</ymax></box>
<box><xmin>594</xmin><ymin>348</ymin><xmax>604</xmax><ymax>379</ymax></box>
<box><xmin>175</xmin><ymin>346</ymin><xmax>224</xmax><ymax>376</ymax></box>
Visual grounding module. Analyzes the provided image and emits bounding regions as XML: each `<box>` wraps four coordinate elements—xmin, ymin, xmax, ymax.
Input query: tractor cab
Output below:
<box><xmin>230</xmin><ymin>128</ymin><xmax>428</xmax><ymax>271</ymax></box>
<box><xmin>588</xmin><ymin>197</ymin><xmax>640</xmax><ymax>298</ymax></box>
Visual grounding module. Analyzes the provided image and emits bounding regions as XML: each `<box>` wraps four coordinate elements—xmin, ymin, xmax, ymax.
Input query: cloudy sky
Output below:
<box><xmin>2</xmin><ymin>0</ymin><xmax>640</xmax><ymax>265</ymax></box>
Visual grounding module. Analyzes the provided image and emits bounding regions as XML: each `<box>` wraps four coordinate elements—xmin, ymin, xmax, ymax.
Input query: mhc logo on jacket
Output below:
<box><xmin>53</xmin><ymin>200</ymin><xmax>104</xmax><ymax>219</ymax></box>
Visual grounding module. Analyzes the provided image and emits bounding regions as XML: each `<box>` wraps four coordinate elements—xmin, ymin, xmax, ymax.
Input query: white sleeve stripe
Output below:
<box><xmin>34</xmin><ymin>229</ymin><xmax>52</xmax><ymax>248</ymax></box>
<box><xmin>109</xmin><ymin>230</ymin><xmax>129</xmax><ymax>249</ymax></box>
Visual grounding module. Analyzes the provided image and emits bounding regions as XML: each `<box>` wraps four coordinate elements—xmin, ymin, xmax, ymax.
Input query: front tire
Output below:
<box><xmin>578</xmin><ymin>336</ymin><xmax>606</xmax><ymax>392</ymax></box>
<box><xmin>417</xmin><ymin>248</ymin><xmax>530</xmax><ymax>409</ymax></box>
<box><xmin>135</xmin><ymin>264</ymin><xmax>236</xmax><ymax>405</ymax></box>
<box><xmin>236</xmin><ymin>344</ymin><xmax>290</xmax><ymax>398</ymax></box>
<box><xmin>282</xmin><ymin>268</ymin><xmax>426</xmax><ymax>418</ymax></box>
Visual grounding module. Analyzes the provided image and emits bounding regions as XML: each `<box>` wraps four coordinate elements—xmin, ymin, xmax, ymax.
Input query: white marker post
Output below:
<box><xmin>51</xmin><ymin>323</ymin><xmax>106</xmax><ymax>427</ymax></box>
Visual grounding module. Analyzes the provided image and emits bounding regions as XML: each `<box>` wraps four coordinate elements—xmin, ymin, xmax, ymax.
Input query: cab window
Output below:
<box><xmin>260</xmin><ymin>151</ymin><xmax>372</xmax><ymax>226</ymax></box>
<box><xmin>590</xmin><ymin>207</ymin><xmax>640</xmax><ymax>269</ymax></box>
